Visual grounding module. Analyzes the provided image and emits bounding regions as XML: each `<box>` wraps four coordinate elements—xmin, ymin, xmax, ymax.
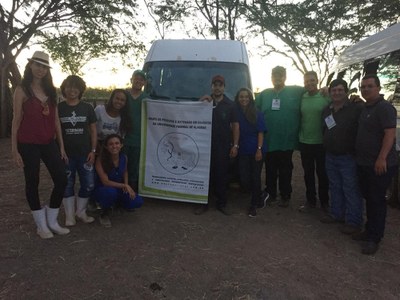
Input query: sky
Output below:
<box><xmin>16</xmin><ymin>45</ymin><xmax>304</xmax><ymax>93</ymax></box>
<box><xmin>13</xmin><ymin>1</ymin><xmax>304</xmax><ymax>92</ymax></box>
<box><xmin>17</xmin><ymin>48</ymin><xmax>304</xmax><ymax>93</ymax></box>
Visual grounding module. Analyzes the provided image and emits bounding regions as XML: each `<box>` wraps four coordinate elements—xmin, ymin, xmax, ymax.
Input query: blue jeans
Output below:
<box><xmin>357</xmin><ymin>165</ymin><xmax>397</xmax><ymax>243</ymax></box>
<box><xmin>64</xmin><ymin>156</ymin><xmax>95</xmax><ymax>198</ymax></box>
<box><xmin>94</xmin><ymin>186</ymin><xmax>143</xmax><ymax>209</ymax></box>
<box><xmin>239</xmin><ymin>154</ymin><xmax>264</xmax><ymax>207</ymax></box>
<box><xmin>325</xmin><ymin>153</ymin><xmax>363</xmax><ymax>226</ymax></box>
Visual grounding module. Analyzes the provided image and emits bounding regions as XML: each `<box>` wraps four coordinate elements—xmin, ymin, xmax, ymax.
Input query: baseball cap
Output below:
<box><xmin>132</xmin><ymin>70</ymin><xmax>146</xmax><ymax>79</ymax></box>
<box><xmin>211</xmin><ymin>75</ymin><xmax>225</xmax><ymax>85</ymax></box>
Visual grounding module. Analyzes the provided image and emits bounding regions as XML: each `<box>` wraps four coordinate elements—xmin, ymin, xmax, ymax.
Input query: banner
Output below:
<box><xmin>139</xmin><ymin>99</ymin><xmax>213</xmax><ymax>203</ymax></box>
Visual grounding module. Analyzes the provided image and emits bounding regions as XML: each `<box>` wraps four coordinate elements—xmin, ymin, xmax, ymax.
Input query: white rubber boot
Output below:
<box><xmin>76</xmin><ymin>197</ymin><xmax>95</xmax><ymax>223</ymax></box>
<box><xmin>46</xmin><ymin>206</ymin><xmax>70</xmax><ymax>235</ymax></box>
<box><xmin>63</xmin><ymin>196</ymin><xmax>76</xmax><ymax>226</ymax></box>
<box><xmin>31</xmin><ymin>208</ymin><xmax>54</xmax><ymax>239</ymax></box>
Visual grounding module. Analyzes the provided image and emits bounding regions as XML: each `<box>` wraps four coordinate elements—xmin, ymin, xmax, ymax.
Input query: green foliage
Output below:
<box><xmin>0</xmin><ymin>0</ymin><xmax>144</xmax><ymax>137</ymax></box>
<box><xmin>56</xmin><ymin>87</ymin><xmax>112</xmax><ymax>104</ymax></box>
<box><xmin>245</xmin><ymin>0</ymin><xmax>400</xmax><ymax>84</ymax></box>
<box><xmin>145</xmin><ymin>0</ymin><xmax>247</xmax><ymax>40</ymax></box>
<box><xmin>37</xmin><ymin>0</ymin><xmax>145</xmax><ymax>74</ymax></box>
<box><xmin>83</xmin><ymin>87</ymin><xmax>114</xmax><ymax>100</ymax></box>
<box><xmin>1</xmin><ymin>0</ymin><xmax>144</xmax><ymax>78</ymax></box>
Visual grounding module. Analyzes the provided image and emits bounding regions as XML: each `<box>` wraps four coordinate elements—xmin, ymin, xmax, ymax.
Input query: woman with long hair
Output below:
<box><xmin>94</xmin><ymin>134</ymin><xmax>143</xmax><ymax>227</ymax></box>
<box><xmin>94</xmin><ymin>88</ymin><xmax>131</xmax><ymax>145</ymax></box>
<box><xmin>11</xmin><ymin>51</ymin><xmax>69</xmax><ymax>239</ymax></box>
<box><xmin>234</xmin><ymin>88</ymin><xmax>268</xmax><ymax>217</ymax></box>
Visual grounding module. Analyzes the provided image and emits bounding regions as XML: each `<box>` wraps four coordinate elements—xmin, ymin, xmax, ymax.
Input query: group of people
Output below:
<box><xmin>11</xmin><ymin>51</ymin><xmax>146</xmax><ymax>236</ymax></box>
<box><xmin>256</xmin><ymin>67</ymin><xmax>397</xmax><ymax>256</ymax></box>
<box><xmin>11</xmin><ymin>51</ymin><xmax>397</xmax><ymax>256</ymax></box>
<box><xmin>196</xmin><ymin>67</ymin><xmax>397</xmax><ymax>256</ymax></box>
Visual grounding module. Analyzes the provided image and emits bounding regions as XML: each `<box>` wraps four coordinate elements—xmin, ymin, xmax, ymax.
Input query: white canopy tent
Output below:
<box><xmin>337</xmin><ymin>23</ymin><xmax>400</xmax><ymax>71</ymax></box>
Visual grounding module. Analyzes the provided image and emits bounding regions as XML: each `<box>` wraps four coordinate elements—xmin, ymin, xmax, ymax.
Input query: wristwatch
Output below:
<box><xmin>257</xmin><ymin>146</ymin><xmax>262</xmax><ymax>150</ymax></box>
<box><xmin>233</xmin><ymin>144</ymin><xmax>239</xmax><ymax>149</ymax></box>
<box><xmin>91</xmin><ymin>149</ymin><xmax>96</xmax><ymax>153</ymax></box>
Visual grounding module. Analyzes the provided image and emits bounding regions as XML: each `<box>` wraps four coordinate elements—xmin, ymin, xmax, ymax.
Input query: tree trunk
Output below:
<box><xmin>0</xmin><ymin>59</ymin><xmax>21</xmax><ymax>138</ymax></box>
<box><xmin>0</xmin><ymin>68</ymin><xmax>8</xmax><ymax>138</ymax></box>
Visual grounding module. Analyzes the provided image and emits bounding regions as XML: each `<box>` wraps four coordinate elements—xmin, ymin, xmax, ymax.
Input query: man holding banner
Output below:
<box><xmin>195</xmin><ymin>75</ymin><xmax>240</xmax><ymax>215</ymax></box>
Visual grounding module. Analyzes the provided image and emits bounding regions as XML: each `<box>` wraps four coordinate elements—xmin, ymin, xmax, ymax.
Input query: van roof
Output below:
<box><xmin>144</xmin><ymin>39</ymin><xmax>250</xmax><ymax>65</ymax></box>
<box><xmin>337</xmin><ymin>23</ymin><xmax>400</xmax><ymax>71</ymax></box>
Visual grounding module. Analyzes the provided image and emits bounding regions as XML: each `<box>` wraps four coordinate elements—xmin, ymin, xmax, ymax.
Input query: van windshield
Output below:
<box><xmin>143</xmin><ymin>61</ymin><xmax>252</xmax><ymax>101</ymax></box>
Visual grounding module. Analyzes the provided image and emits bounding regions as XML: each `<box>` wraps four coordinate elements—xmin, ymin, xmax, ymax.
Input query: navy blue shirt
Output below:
<box><xmin>236</xmin><ymin>106</ymin><xmax>267</xmax><ymax>155</ymax></box>
<box><xmin>212</xmin><ymin>95</ymin><xmax>238</xmax><ymax>148</ymax></box>
<box><xmin>355</xmin><ymin>97</ymin><xmax>397</xmax><ymax>167</ymax></box>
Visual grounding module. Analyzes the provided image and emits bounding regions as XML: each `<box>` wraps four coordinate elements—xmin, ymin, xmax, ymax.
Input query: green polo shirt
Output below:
<box><xmin>124</xmin><ymin>91</ymin><xmax>148</xmax><ymax>147</ymax></box>
<box><xmin>255</xmin><ymin>86</ymin><xmax>304</xmax><ymax>152</ymax></box>
<box><xmin>299</xmin><ymin>92</ymin><xmax>330</xmax><ymax>144</ymax></box>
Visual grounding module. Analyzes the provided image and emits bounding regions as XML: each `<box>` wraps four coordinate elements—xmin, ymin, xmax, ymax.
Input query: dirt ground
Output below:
<box><xmin>0</xmin><ymin>137</ymin><xmax>399</xmax><ymax>300</ymax></box>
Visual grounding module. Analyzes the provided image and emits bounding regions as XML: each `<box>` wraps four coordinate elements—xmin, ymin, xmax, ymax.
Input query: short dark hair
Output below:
<box><xmin>132</xmin><ymin>70</ymin><xmax>146</xmax><ymax>80</ymax></box>
<box><xmin>329</xmin><ymin>79</ymin><xmax>349</xmax><ymax>93</ymax></box>
<box><xmin>60</xmin><ymin>75</ymin><xmax>86</xmax><ymax>99</ymax></box>
<box><xmin>362</xmin><ymin>74</ymin><xmax>380</xmax><ymax>87</ymax></box>
<box><xmin>304</xmin><ymin>71</ymin><xmax>318</xmax><ymax>80</ymax></box>
<box><xmin>272</xmin><ymin>66</ymin><xmax>286</xmax><ymax>76</ymax></box>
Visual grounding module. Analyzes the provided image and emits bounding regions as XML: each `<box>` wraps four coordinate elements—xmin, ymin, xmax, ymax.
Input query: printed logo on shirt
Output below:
<box><xmin>65</xmin><ymin>128</ymin><xmax>84</xmax><ymax>135</ymax></box>
<box><xmin>103</xmin><ymin>122</ymin><xmax>119</xmax><ymax>131</ymax></box>
<box><xmin>60</xmin><ymin>111</ymin><xmax>87</xmax><ymax>127</ymax></box>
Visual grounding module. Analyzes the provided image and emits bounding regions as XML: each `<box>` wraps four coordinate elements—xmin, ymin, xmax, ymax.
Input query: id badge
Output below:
<box><xmin>324</xmin><ymin>114</ymin><xmax>336</xmax><ymax>129</ymax></box>
<box><xmin>271</xmin><ymin>99</ymin><xmax>280</xmax><ymax>110</ymax></box>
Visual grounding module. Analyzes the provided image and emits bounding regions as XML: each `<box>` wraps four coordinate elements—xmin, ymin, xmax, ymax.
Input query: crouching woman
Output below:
<box><xmin>94</xmin><ymin>134</ymin><xmax>143</xmax><ymax>227</ymax></box>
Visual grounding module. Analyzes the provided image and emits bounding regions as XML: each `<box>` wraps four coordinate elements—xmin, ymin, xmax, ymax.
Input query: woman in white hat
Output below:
<box><xmin>11</xmin><ymin>51</ymin><xmax>70</xmax><ymax>239</ymax></box>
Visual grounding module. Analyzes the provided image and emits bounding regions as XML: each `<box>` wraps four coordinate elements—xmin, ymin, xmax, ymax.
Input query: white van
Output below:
<box><xmin>142</xmin><ymin>39</ymin><xmax>252</xmax><ymax>101</ymax></box>
<box><xmin>334</xmin><ymin>22</ymin><xmax>400</xmax><ymax>102</ymax></box>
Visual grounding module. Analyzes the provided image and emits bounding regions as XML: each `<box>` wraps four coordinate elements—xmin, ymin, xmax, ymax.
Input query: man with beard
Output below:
<box><xmin>194</xmin><ymin>75</ymin><xmax>239</xmax><ymax>215</ymax></box>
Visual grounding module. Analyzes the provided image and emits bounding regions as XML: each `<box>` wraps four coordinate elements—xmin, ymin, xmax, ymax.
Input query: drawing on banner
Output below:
<box><xmin>140</xmin><ymin>99</ymin><xmax>212</xmax><ymax>203</ymax></box>
<box><xmin>157</xmin><ymin>133</ymin><xmax>199</xmax><ymax>175</ymax></box>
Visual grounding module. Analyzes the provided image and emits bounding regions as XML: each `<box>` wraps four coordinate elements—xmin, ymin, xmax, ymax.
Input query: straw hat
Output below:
<box><xmin>28</xmin><ymin>51</ymin><xmax>51</xmax><ymax>68</ymax></box>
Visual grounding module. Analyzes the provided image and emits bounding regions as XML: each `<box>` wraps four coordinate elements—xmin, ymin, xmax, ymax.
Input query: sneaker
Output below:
<box><xmin>269</xmin><ymin>195</ymin><xmax>278</xmax><ymax>203</ymax></box>
<box><xmin>340</xmin><ymin>224</ymin><xmax>361</xmax><ymax>235</ymax></box>
<box><xmin>278</xmin><ymin>197</ymin><xmax>289</xmax><ymax>207</ymax></box>
<box><xmin>87</xmin><ymin>201</ymin><xmax>101</xmax><ymax>212</ymax></box>
<box><xmin>248</xmin><ymin>206</ymin><xmax>257</xmax><ymax>218</ymax></box>
<box><xmin>320</xmin><ymin>214</ymin><xmax>342</xmax><ymax>224</ymax></box>
<box><xmin>194</xmin><ymin>204</ymin><xmax>208</xmax><ymax>215</ymax></box>
<box><xmin>320</xmin><ymin>203</ymin><xmax>330</xmax><ymax>213</ymax></box>
<box><xmin>217</xmin><ymin>206</ymin><xmax>232</xmax><ymax>216</ymax></box>
<box><xmin>257</xmin><ymin>191</ymin><xmax>270</xmax><ymax>209</ymax></box>
<box><xmin>362</xmin><ymin>241</ymin><xmax>379</xmax><ymax>255</ymax></box>
<box><xmin>352</xmin><ymin>230</ymin><xmax>368</xmax><ymax>241</ymax></box>
<box><xmin>298</xmin><ymin>202</ymin><xmax>316</xmax><ymax>213</ymax></box>
<box><xmin>99</xmin><ymin>214</ymin><xmax>112</xmax><ymax>228</ymax></box>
